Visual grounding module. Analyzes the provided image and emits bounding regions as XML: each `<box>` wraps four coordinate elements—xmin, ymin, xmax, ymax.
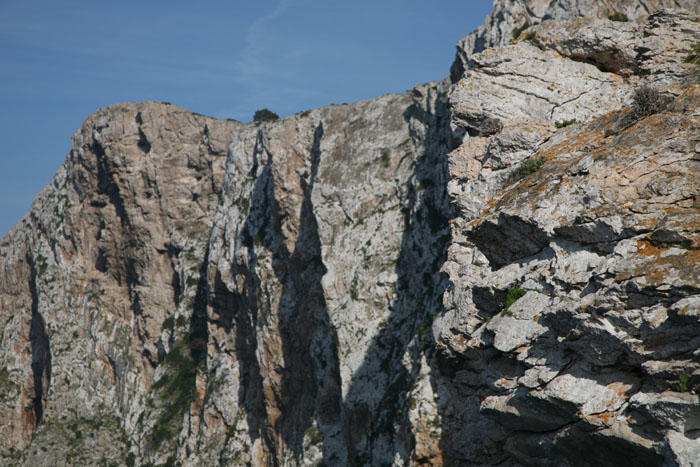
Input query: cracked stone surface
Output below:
<box><xmin>0</xmin><ymin>2</ymin><xmax>699</xmax><ymax>466</ymax></box>
<box><xmin>437</xmin><ymin>10</ymin><xmax>700</xmax><ymax>460</ymax></box>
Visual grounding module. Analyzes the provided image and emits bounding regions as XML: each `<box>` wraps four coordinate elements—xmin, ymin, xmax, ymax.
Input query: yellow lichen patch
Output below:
<box><xmin>588</xmin><ymin>411</ymin><xmax>613</xmax><ymax>426</ymax></box>
<box><xmin>636</xmin><ymin>240</ymin><xmax>668</xmax><ymax>258</ymax></box>
<box><xmin>607</xmin><ymin>381</ymin><xmax>632</xmax><ymax>401</ymax></box>
<box><xmin>632</xmin><ymin>241</ymin><xmax>700</xmax><ymax>286</ymax></box>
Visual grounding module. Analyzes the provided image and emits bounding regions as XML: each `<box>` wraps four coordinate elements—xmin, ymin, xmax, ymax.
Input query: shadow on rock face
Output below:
<box><xmin>332</xmin><ymin>86</ymin><xmax>455</xmax><ymax>465</ymax></box>
<box><xmin>210</xmin><ymin>123</ymin><xmax>344</xmax><ymax>462</ymax></box>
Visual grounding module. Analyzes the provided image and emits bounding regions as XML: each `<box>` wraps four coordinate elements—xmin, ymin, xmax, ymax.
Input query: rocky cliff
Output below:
<box><xmin>1</xmin><ymin>1</ymin><xmax>699</xmax><ymax>466</ymax></box>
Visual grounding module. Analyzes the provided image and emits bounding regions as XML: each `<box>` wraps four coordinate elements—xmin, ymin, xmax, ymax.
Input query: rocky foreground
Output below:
<box><xmin>1</xmin><ymin>1</ymin><xmax>699</xmax><ymax>465</ymax></box>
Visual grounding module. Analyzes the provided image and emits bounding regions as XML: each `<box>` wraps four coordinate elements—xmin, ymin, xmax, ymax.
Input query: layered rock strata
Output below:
<box><xmin>1</xmin><ymin>1</ymin><xmax>699</xmax><ymax>466</ymax></box>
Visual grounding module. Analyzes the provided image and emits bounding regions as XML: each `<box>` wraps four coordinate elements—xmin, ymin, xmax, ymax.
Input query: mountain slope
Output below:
<box><xmin>1</xmin><ymin>1</ymin><xmax>699</xmax><ymax>466</ymax></box>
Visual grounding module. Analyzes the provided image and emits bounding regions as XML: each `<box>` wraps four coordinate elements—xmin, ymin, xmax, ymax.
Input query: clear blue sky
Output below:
<box><xmin>0</xmin><ymin>0</ymin><xmax>493</xmax><ymax>239</ymax></box>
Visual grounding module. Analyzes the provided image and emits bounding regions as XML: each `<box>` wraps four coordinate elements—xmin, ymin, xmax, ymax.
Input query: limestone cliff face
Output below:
<box><xmin>1</xmin><ymin>1</ymin><xmax>699</xmax><ymax>466</ymax></box>
<box><xmin>0</xmin><ymin>103</ymin><xmax>238</xmax><ymax>464</ymax></box>
<box><xmin>450</xmin><ymin>0</ymin><xmax>700</xmax><ymax>82</ymax></box>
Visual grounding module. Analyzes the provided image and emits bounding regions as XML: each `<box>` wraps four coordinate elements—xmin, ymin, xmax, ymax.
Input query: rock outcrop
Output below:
<box><xmin>1</xmin><ymin>1</ymin><xmax>699</xmax><ymax>466</ymax></box>
<box><xmin>450</xmin><ymin>0</ymin><xmax>700</xmax><ymax>82</ymax></box>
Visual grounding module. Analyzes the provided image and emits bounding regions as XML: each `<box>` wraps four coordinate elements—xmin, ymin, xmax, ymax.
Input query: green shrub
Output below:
<box><xmin>608</xmin><ymin>11</ymin><xmax>628</xmax><ymax>22</ymax></box>
<box><xmin>0</xmin><ymin>367</ymin><xmax>17</xmax><ymax>397</ymax></box>
<box><xmin>253</xmin><ymin>108</ymin><xmax>279</xmax><ymax>122</ymax></box>
<box><xmin>148</xmin><ymin>340</ymin><xmax>198</xmax><ymax>449</ymax></box>
<box><xmin>673</xmin><ymin>374</ymin><xmax>691</xmax><ymax>392</ymax></box>
<box><xmin>555</xmin><ymin>118</ymin><xmax>577</xmax><ymax>129</ymax></box>
<box><xmin>500</xmin><ymin>308</ymin><xmax>514</xmax><ymax>317</ymax></box>
<box><xmin>685</xmin><ymin>43</ymin><xmax>700</xmax><ymax>65</ymax></box>
<box><xmin>380</xmin><ymin>149</ymin><xmax>390</xmax><ymax>168</ymax></box>
<box><xmin>685</xmin><ymin>43</ymin><xmax>700</xmax><ymax>81</ymax></box>
<box><xmin>504</xmin><ymin>288</ymin><xmax>527</xmax><ymax>314</ymax></box>
<box><xmin>37</xmin><ymin>254</ymin><xmax>48</xmax><ymax>276</ymax></box>
<box><xmin>512</xmin><ymin>21</ymin><xmax>530</xmax><ymax>39</ymax></box>
<box><xmin>161</xmin><ymin>317</ymin><xmax>175</xmax><ymax>331</ymax></box>
<box><xmin>508</xmin><ymin>156</ymin><xmax>546</xmax><ymax>182</ymax></box>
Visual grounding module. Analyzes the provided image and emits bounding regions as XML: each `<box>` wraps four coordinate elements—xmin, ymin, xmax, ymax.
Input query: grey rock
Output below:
<box><xmin>451</xmin><ymin>0</ymin><xmax>700</xmax><ymax>82</ymax></box>
<box><xmin>1</xmin><ymin>1</ymin><xmax>699</xmax><ymax>466</ymax></box>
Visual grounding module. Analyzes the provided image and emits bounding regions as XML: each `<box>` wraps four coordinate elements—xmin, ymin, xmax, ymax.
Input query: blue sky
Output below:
<box><xmin>0</xmin><ymin>0</ymin><xmax>493</xmax><ymax>238</ymax></box>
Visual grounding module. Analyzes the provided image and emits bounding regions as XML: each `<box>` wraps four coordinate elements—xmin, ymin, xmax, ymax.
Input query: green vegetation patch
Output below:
<box><xmin>512</xmin><ymin>21</ymin><xmax>531</xmax><ymax>39</ymax></box>
<box><xmin>304</xmin><ymin>425</ymin><xmax>323</xmax><ymax>446</ymax></box>
<box><xmin>502</xmin><ymin>288</ymin><xmax>527</xmax><ymax>315</ymax></box>
<box><xmin>685</xmin><ymin>43</ymin><xmax>700</xmax><ymax>82</ymax></box>
<box><xmin>161</xmin><ymin>317</ymin><xmax>175</xmax><ymax>332</ymax></box>
<box><xmin>508</xmin><ymin>156</ymin><xmax>546</xmax><ymax>182</ymax></box>
<box><xmin>253</xmin><ymin>108</ymin><xmax>279</xmax><ymax>123</ymax></box>
<box><xmin>380</xmin><ymin>149</ymin><xmax>391</xmax><ymax>168</ymax></box>
<box><xmin>37</xmin><ymin>254</ymin><xmax>49</xmax><ymax>276</ymax></box>
<box><xmin>555</xmin><ymin>118</ymin><xmax>577</xmax><ymax>128</ymax></box>
<box><xmin>685</xmin><ymin>43</ymin><xmax>700</xmax><ymax>65</ymax></box>
<box><xmin>673</xmin><ymin>374</ymin><xmax>691</xmax><ymax>392</ymax></box>
<box><xmin>185</xmin><ymin>275</ymin><xmax>200</xmax><ymax>288</ymax></box>
<box><xmin>148</xmin><ymin>339</ymin><xmax>200</xmax><ymax>450</ymax></box>
<box><xmin>608</xmin><ymin>11</ymin><xmax>629</xmax><ymax>22</ymax></box>
<box><xmin>0</xmin><ymin>367</ymin><xmax>18</xmax><ymax>399</ymax></box>
<box><xmin>12</xmin><ymin>414</ymin><xmax>128</xmax><ymax>466</ymax></box>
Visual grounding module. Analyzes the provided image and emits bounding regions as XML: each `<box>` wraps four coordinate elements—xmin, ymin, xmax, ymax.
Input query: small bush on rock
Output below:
<box><xmin>630</xmin><ymin>85</ymin><xmax>667</xmax><ymax>121</ymax></box>
<box><xmin>508</xmin><ymin>156</ymin><xmax>546</xmax><ymax>182</ymax></box>
<box><xmin>685</xmin><ymin>43</ymin><xmax>700</xmax><ymax>81</ymax></box>
<box><xmin>555</xmin><ymin>119</ymin><xmax>577</xmax><ymax>129</ymax></box>
<box><xmin>673</xmin><ymin>374</ymin><xmax>691</xmax><ymax>392</ymax></box>
<box><xmin>512</xmin><ymin>21</ymin><xmax>530</xmax><ymax>39</ymax></box>
<box><xmin>684</xmin><ymin>43</ymin><xmax>700</xmax><ymax>65</ymax></box>
<box><xmin>253</xmin><ymin>108</ymin><xmax>279</xmax><ymax>123</ymax></box>
<box><xmin>502</xmin><ymin>288</ymin><xmax>527</xmax><ymax>315</ymax></box>
<box><xmin>608</xmin><ymin>11</ymin><xmax>629</xmax><ymax>22</ymax></box>
<box><xmin>524</xmin><ymin>31</ymin><xmax>537</xmax><ymax>42</ymax></box>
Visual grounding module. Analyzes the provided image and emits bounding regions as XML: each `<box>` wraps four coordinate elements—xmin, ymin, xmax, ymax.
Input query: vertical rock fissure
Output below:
<box><xmin>26</xmin><ymin>251</ymin><xmax>52</xmax><ymax>428</ymax></box>
<box><xmin>223</xmin><ymin>122</ymin><xmax>345</xmax><ymax>463</ymax></box>
<box><xmin>190</xmin><ymin>249</ymin><xmax>210</xmax><ymax>364</ymax></box>
<box><xmin>275</xmin><ymin>123</ymin><xmax>344</xmax><ymax>461</ymax></box>
<box><xmin>335</xmin><ymin>87</ymin><xmax>454</xmax><ymax>465</ymax></box>
<box><xmin>221</xmin><ymin>161</ymin><xmax>274</xmax><ymax>461</ymax></box>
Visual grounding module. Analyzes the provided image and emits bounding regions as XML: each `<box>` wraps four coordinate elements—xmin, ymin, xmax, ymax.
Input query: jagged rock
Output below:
<box><xmin>440</xmin><ymin>80</ymin><xmax>700</xmax><ymax>467</ymax></box>
<box><xmin>450</xmin><ymin>41</ymin><xmax>630</xmax><ymax>133</ymax></box>
<box><xmin>451</xmin><ymin>0</ymin><xmax>700</xmax><ymax>82</ymax></box>
<box><xmin>1</xmin><ymin>1</ymin><xmax>699</xmax><ymax>466</ymax></box>
<box><xmin>0</xmin><ymin>102</ymin><xmax>238</xmax><ymax>462</ymax></box>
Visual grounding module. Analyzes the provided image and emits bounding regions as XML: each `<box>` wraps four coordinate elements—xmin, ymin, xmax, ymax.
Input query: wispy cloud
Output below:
<box><xmin>234</xmin><ymin>0</ymin><xmax>294</xmax><ymax>81</ymax></box>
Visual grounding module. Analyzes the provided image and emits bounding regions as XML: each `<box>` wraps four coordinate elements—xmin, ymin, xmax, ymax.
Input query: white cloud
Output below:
<box><xmin>234</xmin><ymin>0</ymin><xmax>294</xmax><ymax>81</ymax></box>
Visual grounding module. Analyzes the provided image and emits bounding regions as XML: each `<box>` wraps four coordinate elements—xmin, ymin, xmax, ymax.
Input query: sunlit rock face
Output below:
<box><xmin>1</xmin><ymin>1</ymin><xmax>699</xmax><ymax>466</ymax></box>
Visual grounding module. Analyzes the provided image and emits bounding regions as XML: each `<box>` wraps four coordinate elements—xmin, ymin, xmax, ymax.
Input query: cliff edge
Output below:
<box><xmin>1</xmin><ymin>1</ymin><xmax>699</xmax><ymax>466</ymax></box>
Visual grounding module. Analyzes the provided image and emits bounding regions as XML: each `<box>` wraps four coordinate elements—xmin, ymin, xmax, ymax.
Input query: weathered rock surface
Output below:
<box><xmin>436</xmin><ymin>8</ymin><xmax>700</xmax><ymax>465</ymax></box>
<box><xmin>439</xmin><ymin>83</ymin><xmax>700</xmax><ymax>466</ymax></box>
<box><xmin>0</xmin><ymin>102</ymin><xmax>238</xmax><ymax>464</ymax></box>
<box><xmin>450</xmin><ymin>0</ymin><xmax>700</xmax><ymax>82</ymax></box>
<box><xmin>1</xmin><ymin>1</ymin><xmax>699</xmax><ymax>466</ymax></box>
